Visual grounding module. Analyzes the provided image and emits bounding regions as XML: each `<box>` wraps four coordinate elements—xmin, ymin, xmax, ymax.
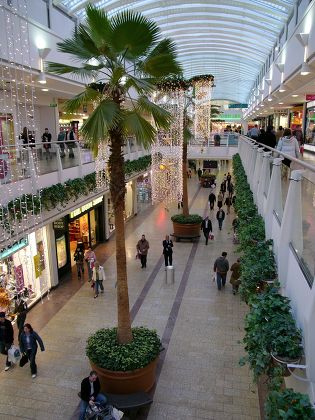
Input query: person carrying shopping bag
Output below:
<box><xmin>92</xmin><ymin>262</ymin><xmax>105</xmax><ymax>298</ymax></box>
<box><xmin>19</xmin><ymin>323</ymin><xmax>45</xmax><ymax>378</ymax></box>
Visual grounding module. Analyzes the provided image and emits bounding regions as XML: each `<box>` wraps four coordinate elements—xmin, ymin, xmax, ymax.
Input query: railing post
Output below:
<box><xmin>252</xmin><ymin>147</ymin><xmax>264</xmax><ymax>203</ymax></box>
<box><xmin>77</xmin><ymin>143</ymin><xmax>83</xmax><ymax>178</ymax></box>
<box><xmin>265</xmin><ymin>157</ymin><xmax>283</xmax><ymax>240</ymax></box>
<box><xmin>277</xmin><ymin>170</ymin><xmax>305</xmax><ymax>286</ymax></box>
<box><xmin>56</xmin><ymin>148</ymin><xmax>63</xmax><ymax>183</ymax></box>
<box><xmin>249</xmin><ymin>144</ymin><xmax>258</xmax><ymax>188</ymax></box>
<box><xmin>257</xmin><ymin>151</ymin><xmax>272</xmax><ymax>216</ymax></box>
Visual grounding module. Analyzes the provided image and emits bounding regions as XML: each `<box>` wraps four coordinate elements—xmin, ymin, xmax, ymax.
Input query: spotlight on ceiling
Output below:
<box><xmin>278</xmin><ymin>83</ymin><xmax>286</xmax><ymax>93</ymax></box>
<box><xmin>300</xmin><ymin>62</ymin><xmax>311</xmax><ymax>76</ymax></box>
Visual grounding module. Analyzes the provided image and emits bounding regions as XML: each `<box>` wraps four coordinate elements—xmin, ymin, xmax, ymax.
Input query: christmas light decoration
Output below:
<box><xmin>95</xmin><ymin>141</ymin><xmax>110</xmax><ymax>190</ymax></box>
<box><xmin>151</xmin><ymin>88</ymin><xmax>184</xmax><ymax>205</ymax></box>
<box><xmin>191</xmin><ymin>75</ymin><xmax>214</xmax><ymax>143</ymax></box>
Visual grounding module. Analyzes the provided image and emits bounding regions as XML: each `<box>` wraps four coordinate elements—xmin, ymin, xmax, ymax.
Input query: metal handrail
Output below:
<box><xmin>241</xmin><ymin>135</ymin><xmax>315</xmax><ymax>173</ymax></box>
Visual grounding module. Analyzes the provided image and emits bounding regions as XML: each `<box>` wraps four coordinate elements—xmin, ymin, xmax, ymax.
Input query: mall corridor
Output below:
<box><xmin>0</xmin><ymin>168</ymin><xmax>259</xmax><ymax>420</ymax></box>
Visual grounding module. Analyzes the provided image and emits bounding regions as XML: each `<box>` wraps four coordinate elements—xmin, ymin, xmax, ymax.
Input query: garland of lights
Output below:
<box><xmin>96</xmin><ymin>141</ymin><xmax>110</xmax><ymax>190</ymax></box>
<box><xmin>151</xmin><ymin>88</ymin><xmax>184</xmax><ymax>205</ymax></box>
<box><xmin>192</xmin><ymin>77</ymin><xmax>214</xmax><ymax>143</ymax></box>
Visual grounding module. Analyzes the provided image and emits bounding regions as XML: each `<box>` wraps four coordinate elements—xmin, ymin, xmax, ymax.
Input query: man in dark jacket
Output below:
<box><xmin>201</xmin><ymin>216</ymin><xmax>213</xmax><ymax>245</ymax></box>
<box><xmin>79</xmin><ymin>371</ymin><xmax>107</xmax><ymax>420</ymax></box>
<box><xmin>213</xmin><ymin>252</ymin><xmax>229</xmax><ymax>290</ymax></box>
<box><xmin>208</xmin><ymin>192</ymin><xmax>216</xmax><ymax>210</ymax></box>
<box><xmin>216</xmin><ymin>208</ymin><xmax>225</xmax><ymax>230</ymax></box>
<box><xmin>162</xmin><ymin>235</ymin><xmax>173</xmax><ymax>267</ymax></box>
<box><xmin>0</xmin><ymin>312</ymin><xmax>14</xmax><ymax>371</ymax></box>
<box><xmin>42</xmin><ymin>128</ymin><xmax>52</xmax><ymax>160</ymax></box>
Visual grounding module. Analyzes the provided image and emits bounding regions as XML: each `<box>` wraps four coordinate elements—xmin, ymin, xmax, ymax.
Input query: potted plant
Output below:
<box><xmin>47</xmin><ymin>5</ymin><xmax>181</xmax><ymax>393</ymax></box>
<box><xmin>265</xmin><ymin>388</ymin><xmax>315</xmax><ymax>419</ymax></box>
<box><xmin>171</xmin><ymin>213</ymin><xmax>203</xmax><ymax>238</ymax></box>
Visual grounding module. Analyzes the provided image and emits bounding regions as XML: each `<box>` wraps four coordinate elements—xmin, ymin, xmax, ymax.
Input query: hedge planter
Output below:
<box><xmin>90</xmin><ymin>357</ymin><xmax>158</xmax><ymax>394</ymax></box>
<box><xmin>271</xmin><ymin>353</ymin><xmax>301</xmax><ymax>377</ymax></box>
<box><xmin>172</xmin><ymin>221</ymin><xmax>201</xmax><ymax>238</ymax></box>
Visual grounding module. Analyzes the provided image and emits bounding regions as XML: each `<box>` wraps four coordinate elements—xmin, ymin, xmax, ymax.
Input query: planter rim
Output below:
<box><xmin>271</xmin><ymin>352</ymin><xmax>301</xmax><ymax>365</ymax></box>
<box><xmin>90</xmin><ymin>357</ymin><xmax>157</xmax><ymax>374</ymax></box>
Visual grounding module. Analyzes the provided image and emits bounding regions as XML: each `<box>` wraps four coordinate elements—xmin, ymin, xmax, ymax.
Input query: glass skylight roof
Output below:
<box><xmin>54</xmin><ymin>0</ymin><xmax>295</xmax><ymax>103</ymax></box>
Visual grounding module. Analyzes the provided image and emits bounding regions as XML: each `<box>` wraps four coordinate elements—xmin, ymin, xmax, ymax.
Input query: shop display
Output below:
<box><xmin>56</xmin><ymin>235</ymin><xmax>67</xmax><ymax>269</ymax></box>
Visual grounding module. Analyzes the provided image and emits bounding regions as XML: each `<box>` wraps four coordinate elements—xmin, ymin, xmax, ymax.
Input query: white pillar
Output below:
<box><xmin>257</xmin><ymin>151</ymin><xmax>272</xmax><ymax>216</ymax></box>
<box><xmin>277</xmin><ymin>170</ymin><xmax>304</xmax><ymax>287</ymax></box>
<box><xmin>252</xmin><ymin>148</ymin><xmax>264</xmax><ymax>203</ymax></box>
<box><xmin>249</xmin><ymin>145</ymin><xmax>258</xmax><ymax>188</ymax></box>
<box><xmin>265</xmin><ymin>157</ymin><xmax>283</xmax><ymax>240</ymax></box>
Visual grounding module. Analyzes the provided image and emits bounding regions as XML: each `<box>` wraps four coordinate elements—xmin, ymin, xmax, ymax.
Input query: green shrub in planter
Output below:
<box><xmin>86</xmin><ymin>327</ymin><xmax>161</xmax><ymax>371</ymax></box>
<box><xmin>265</xmin><ymin>388</ymin><xmax>315</xmax><ymax>419</ymax></box>
<box><xmin>171</xmin><ymin>214</ymin><xmax>203</xmax><ymax>224</ymax></box>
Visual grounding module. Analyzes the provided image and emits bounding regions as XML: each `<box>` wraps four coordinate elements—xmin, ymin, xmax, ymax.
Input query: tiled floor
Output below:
<box><xmin>0</xmin><ymin>164</ymin><xmax>259</xmax><ymax>420</ymax></box>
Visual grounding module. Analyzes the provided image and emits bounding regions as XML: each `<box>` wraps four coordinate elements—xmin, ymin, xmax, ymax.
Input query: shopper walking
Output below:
<box><xmin>226</xmin><ymin>172</ymin><xmax>232</xmax><ymax>187</ymax></box>
<box><xmin>220</xmin><ymin>181</ymin><xmax>226</xmax><ymax>197</ymax></box>
<box><xmin>208</xmin><ymin>192</ymin><xmax>216</xmax><ymax>210</ymax></box>
<box><xmin>19</xmin><ymin>323</ymin><xmax>45</xmax><ymax>378</ymax></box>
<box><xmin>216</xmin><ymin>208</ymin><xmax>225</xmax><ymax>230</ymax></box>
<box><xmin>213</xmin><ymin>252</ymin><xmax>229</xmax><ymax>291</ymax></box>
<box><xmin>136</xmin><ymin>234</ymin><xmax>150</xmax><ymax>268</ymax></box>
<box><xmin>79</xmin><ymin>371</ymin><xmax>107</xmax><ymax>420</ymax></box>
<box><xmin>42</xmin><ymin>128</ymin><xmax>52</xmax><ymax>160</ymax></box>
<box><xmin>227</xmin><ymin>182</ymin><xmax>234</xmax><ymax>198</ymax></box>
<box><xmin>217</xmin><ymin>191</ymin><xmax>223</xmax><ymax>209</ymax></box>
<box><xmin>92</xmin><ymin>262</ymin><xmax>105</xmax><ymax>298</ymax></box>
<box><xmin>162</xmin><ymin>235</ymin><xmax>173</xmax><ymax>266</ymax></box>
<box><xmin>74</xmin><ymin>246</ymin><xmax>85</xmax><ymax>279</ymax></box>
<box><xmin>0</xmin><ymin>312</ymin><xmax>14</xmax><ymax>371</ymax></box>
<box><xmin>197</xmin><ymin>168</ymin><xmax>202</xmax><ymax>180</ymax></box>
<box><xmin>224</xmin><ymin>196</ymin><xmax>232</xmax><ymax>214</ymax></box>
<box><xmin>276</xmin><ymin>126</ymin><xmax>284</xmax><ymax>143</ymax></box>
<box><xmin>16</xmin><ymin>301</ymin><xmax>28</xmax><ymax>341</ymax></box>
<box><xmin>85</xmin><ymin>247</ymin><xmax>96</xmax><ymax>281</ymax></box>
<box><xmin>57</xmin><ymin>127</ymin><xmax>66</xmax><ymax>158</ymax></box>
<box><xmin>230</xmin><ymin>258</ymin><xmax>241</xmax><ymax>295</ymax></box>
<box><xmin>201</xmin><ymin>216</ymin><xmax>213</xmax><ymax>245</ymax></box>
<box><xmin>66</xmin><ymin>126</ymin><xmax>76</xmax><ymax>158</ymax></box>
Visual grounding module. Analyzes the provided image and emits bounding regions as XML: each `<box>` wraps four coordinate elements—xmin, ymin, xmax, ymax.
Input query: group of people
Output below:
<box><xmin>136</xmin><ymin>234</ymin><xmax>174</xmax><ymax>268</ymax></box>
<box><xmin>74</xmin><ymin>244</ymin><xmax>105</xmax><ymax>298</ymax></box>
<box><xmin>0</xmin><ymin>312</ymin><xmax>45</xmax><ymax>379</ymax></box>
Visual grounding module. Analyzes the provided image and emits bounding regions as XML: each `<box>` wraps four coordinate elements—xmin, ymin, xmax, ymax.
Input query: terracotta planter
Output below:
<box><xmin>172</xmin><ymin>221</ymin><xmax>201</xmax><ymax>238</ymax></box>
<box><xmin>271</xmin><ymin>353</ymin><xmax>301</xmax><ymax>377</ymax></box>
<box><xmin>90</xmin><ymin>357</ymin><xmax>158</xmax><ymax>394</ymax></box>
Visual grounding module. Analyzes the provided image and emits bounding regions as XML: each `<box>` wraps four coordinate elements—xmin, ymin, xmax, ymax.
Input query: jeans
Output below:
<box><xmin>218</xmin><ymin>219</ymin><xmax>223</xmax><ymax>230</ymax></box>
<box><xmin>140</xmin><ymin>254</ymin><xmax>147</xmax><ymax>268</ymax></box>
<box><xmin>164</xmin><ymin>253</ymin><xmax>172</xmax><ymax>267</ymax></box>
<box><xmin>95</xmin><ymin>280</ymin><xmax>104</xmax><ymax>295</ymax></box>
<box><xmin>0</xmin><ymin>342</ymin><xmax>11</xmax><ymax>367</ymax></box>
<box><xmin>203</xmin><ymin>230</ymin><xmax>211</xmax><ymax>245</ymax></box>
<box><xmin>216</xmin><ymin>272</ymin><xmax>227</xmax><ymax>290</ymax></box>
<box><xmin>26</xmin><ymin>349</ymin><xmax>37</xmax><ymax>374</ymax></box>
<box><xmin>79</xmin><ymin>393</ymin><xmax>107</xmax><ymax>420</ymax></box>
<box><xmin>76</xmin><ymin>262</ymin><xmax>84</xmax><ymax>278</ymax></box>
<box><xmin>86</xmin><ymin>262</ymin><xmax>93</xmax><ymax>280</ymax></box>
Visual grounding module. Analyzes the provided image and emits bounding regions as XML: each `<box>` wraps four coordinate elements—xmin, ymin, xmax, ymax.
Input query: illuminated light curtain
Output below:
<box><xmin>95</xmin><ymin>141</ymin><xmax>110</xmax><ymax>190</ymax></box>
<box><xmin>151</xmin><ymin>88</ymin><xmax>185</xmax><ymax>205</ymax></box>
<box><xmin>191</xmin><ymin>75</ymin><xmax>214</xmax><ymax>143</ymax></box>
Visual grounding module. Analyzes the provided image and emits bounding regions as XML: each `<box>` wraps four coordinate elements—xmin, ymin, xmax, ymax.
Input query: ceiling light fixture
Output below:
<box><xmin>295</xmin><ymin>33</ymin><xmax>309</xmax><ymax>47</ymax></box>
<box><xmin>41</xmin><ymin>88</ymin><xmax>49</xmax><ymax>92</ymax></box>
<box><xmin>276</xmin><ymin>63</ymin><xmax>285</xmax><ymax>73</ymax></box>
<box><xmin>267</xmin><ymin>96</ymin><xmax>273</xmax><ymax>101</ymax></box>
<box><xmin>279</xmin><ymin>83</ymin><xmax>286</xmax><ymax>93</ymax></box>
<box><xmin>291</xmin><ymin>94</ymin><xmax>299</xmax><ymax>97</ymax></box>
<box><xmin>38</xmin><ymin>71</ymin><xmax>46</xmax><ymax>84</ymax></box>
<box><xmin>300</xmin><ymin>62</ymin><xmax>311</xmax><ymax>76</ymax></box>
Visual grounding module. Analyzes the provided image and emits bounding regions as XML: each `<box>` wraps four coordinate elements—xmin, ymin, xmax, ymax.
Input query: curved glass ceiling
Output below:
<box><xmin>54</xmin><ymin>0</ymin><xmax>295</xmax><ymax>103</ymax></box>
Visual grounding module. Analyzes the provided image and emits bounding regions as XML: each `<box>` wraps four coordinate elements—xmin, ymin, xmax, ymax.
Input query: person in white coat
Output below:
<box><xmin>92</xmin><ymin>262</ymin><xmax>105</xmax><ymax>298</ymax></box>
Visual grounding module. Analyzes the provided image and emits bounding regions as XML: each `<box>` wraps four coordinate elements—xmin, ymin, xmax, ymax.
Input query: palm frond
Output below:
<box><xmin>80</xmin><ymin>100</ymin><xmax>121</xmax><ymax>147</ymax></box>
<box><xmin>45</xmin><ymin>62</ymin><xmax>99</xmax><ymax>80</ymax></box>
<box><xmin>56</xmin><ymin>23</ymin><xmax>99</xmax><ymax>62</ymax></box>
<box><xmin>110</xmin><ymin>10</ymin><xmax>160</xmax><ymax>60</ymax></box>
<box><xmin>63</xmin><ymin>87</ymin><xmax>101</xmax><ymax>114</ymax></box>
<box><xmin>137</xmin><ymin>96</ymin><xmax>172</xmax><ymax>129</ymax></box>
<box><xmin>121</xmin><ymin>110</ymin><xmax>156</xmax><ymax>147</ymax></box>
<box><xmin>124</xmin><ymin>76</ymin><xmax>155</xmax><ymax>95</ymax></box>
<box><xmin>138</xmin><ymin>39</ymin><xmax>182</xmax><ymax>77</ymax></box>
<box><xmin>85</xmin><ymin>4</ymin><xmax>112</xmax><ymax>52</ymax></box>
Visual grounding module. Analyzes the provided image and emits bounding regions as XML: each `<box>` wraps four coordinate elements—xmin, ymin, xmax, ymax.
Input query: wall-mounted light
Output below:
<box><xmin>278</xmin><ymin>83</ymin><xmax>286</xmax><ymax>93</ymax></box>
<box><xmin>38</xmin><ymin>72</ymin><xmax>46</xmax><ymax>84</ymax></box>
<box><xmin>37</xmin><ymin>47</ymin><xmax>51</xmax><ymax>85</ymax></box>
<box><xmin>265</xmin><ymin>79</ymin><xmax>272</xmax><ymax>85</ymax></box>
<box><xmin>295</xmin><ymin>33</ymin><xmax>309</xmax><ymax>47</ymax></box>
<box><xmin>275</xmin><ymin>63</ymin><xmax>285</xmax><ymax>73</ymax></box>
<box><xmin>267</xmin><ymin>95</ymin><xmax>273</xmax><ymax>102</ymax></box>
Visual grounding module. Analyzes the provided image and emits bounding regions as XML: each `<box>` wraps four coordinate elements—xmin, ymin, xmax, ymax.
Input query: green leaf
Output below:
<box><xmin>122</xmin><ymin>110</ymin><xmax>156</xmax><ymax>147</ymax></box>
<box><xmin>80</xmin><ymin>99</ymin><xmax>121</xmax><ymax>147</ymax></box>
<box><xmin>85</xmin><ymin>4</ymin><xmax>113</xmax><ymax>52</ymax></box>
<box><xmin>63</xmin><ymin>87</ymin><xmax>101</xmax><ymax>114</ymax></box>
<box><xmin>137</xmin><ymin>96</ymin><xmax>172</xmax><ymax>129</ymax></box>
<box><xmin>110</xmin><ymin>10</ymin><xmax>160</xmax><ymax>59</ymax></box>
<box><xmin>45</xmin><ymin>62</ymin><xmax>99</xmax><ymax>80</ymax></box>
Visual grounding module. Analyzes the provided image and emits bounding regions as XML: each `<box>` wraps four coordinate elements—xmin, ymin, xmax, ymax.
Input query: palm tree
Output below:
<box><xmin>47</xmin><ymin>5</ymin><xmax>181</xmax><ymax>344</ymax></box>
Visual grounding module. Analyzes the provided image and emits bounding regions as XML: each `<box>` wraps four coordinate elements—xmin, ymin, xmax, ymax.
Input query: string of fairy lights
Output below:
<box><xmin>0</xmin><ymin>0</ymin><xmax>50</xmax><ymax>304</ymax></box>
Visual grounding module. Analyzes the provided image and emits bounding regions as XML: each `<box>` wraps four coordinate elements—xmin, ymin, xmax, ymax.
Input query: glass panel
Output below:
<box><xmin>280</xmin><ymin>162</ymin><xmax>290</xmax><ymax>216</ymax></box>
<box><xmin>61</xmin><ymin>142</ymin><xmax>81</xmax><ymax>170</ymax></box>
<box><xmin>89</xmin><ymin>209</ymin><xmax>96</xmax><ymax>247</ymax></box>
<box><xmin>35</xmin><ymin>147</ymin><xmax>59</xmax><ymax>175</ymax></box>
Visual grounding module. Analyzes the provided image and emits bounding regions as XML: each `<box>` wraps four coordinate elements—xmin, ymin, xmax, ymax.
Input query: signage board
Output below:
<box><xmin>49</xmin><ymin>103</ymin><xmax>57</xmax><ymax>107</ymax></box>
<box><xmin>0</xmin><ymin>238</ymin><xmax>28</xmax><ymax>260</ymax></box>
<box><xmin>70</xmin><ymin>196</ymin><xmax>103</xmax><ymax>219</ymax></box>
<box><xmin>306</xmin><ymin>94</ymin><xmax>315</xmax><ymax>101</ymax></box>
<box><xmin>228</xmin><ymin>103</ymin><xmax>248</xmax><ymax>109</ymax></box>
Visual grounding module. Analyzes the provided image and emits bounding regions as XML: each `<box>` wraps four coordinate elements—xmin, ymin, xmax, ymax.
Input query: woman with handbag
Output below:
<box><xmin>19</xmin><ymin>323</ymin><xmax>45</xmax><ymax>378</ymax></box>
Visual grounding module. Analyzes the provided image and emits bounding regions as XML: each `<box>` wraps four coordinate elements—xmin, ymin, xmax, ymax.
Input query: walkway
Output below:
<box><xmin>0</xmin><ymin>165</ymin><xmax>259</xmax><ymax>420</ymax></box>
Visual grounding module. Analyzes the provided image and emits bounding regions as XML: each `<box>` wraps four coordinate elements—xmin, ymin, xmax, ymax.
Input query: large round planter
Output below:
<box><xmin>271</xmin><ymin>353</ymin><xmax>301</xmax><ymax>377</ymax></box>
<box><xmin>90</xmin><ymin>357</ymin><xmax>158</xmax><ymax>394</ymax></box>
<box><xmin>172</xmin><ymin>221</ymin><xmax>201</xmax><ymax>238</ymax></box>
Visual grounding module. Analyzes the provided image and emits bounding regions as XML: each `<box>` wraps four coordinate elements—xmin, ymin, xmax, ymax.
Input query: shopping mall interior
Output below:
<box><xmin>1</xmin><ymin>1</ymin><xmax>315</xmax><ymax>419</ymax></box>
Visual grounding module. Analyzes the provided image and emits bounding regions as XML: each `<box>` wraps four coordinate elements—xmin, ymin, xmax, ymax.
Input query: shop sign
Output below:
<box><xmin>53</xmin><ymin>218</ymin><xmax>65</xmax><ymax>230</ymax></box>
<box><xmin>34</xmin><ymin>254</ymin><xmax>42</xmax><ymax>278</ymax></box>
<box><xmin>228</xmin><ymin>104</ymin><xmax>248</xmax><ymax>109</ymax></box>
<box><xmin>0</xmin><ymin>238</ymin><xmax>28</xmax><ymax>260</ymax></box>
<box><xmin>212</xmin><ymin>113</ymin><xmax>241</xmax><ymax>121</ymax></box>
<box><xmin>49</xmin><ymin>103</ymin><xmax>57</xmax><ymax>107</ymax></box>
<box><xmin>70</xmin><ymin>196</ymin><xmax>103</xmax><ymax>219</ymax></box>
<box><xmin>306</xmin><ymin>95</ymin><xmax>315</xmax><ymax>101</ymax></box>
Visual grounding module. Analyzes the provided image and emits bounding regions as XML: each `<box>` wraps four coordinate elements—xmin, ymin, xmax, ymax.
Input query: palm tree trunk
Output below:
<box><xmin>108</xmin><ymin>128</ymin><xmax>133</xmax><ymax>345</ymax></box>
<box><xmin>182</xmin><ymin>140</ymin><xmax>189</xmax><ymax>217</ymax></box>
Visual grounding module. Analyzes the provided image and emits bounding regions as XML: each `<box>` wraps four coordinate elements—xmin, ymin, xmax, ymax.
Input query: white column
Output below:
<box><xmin>45</xmin><ymin>223</ymin><xmax>59</xmax><ymax>288</ymax></box>
<box><xmin>277</xmin><ymin>170</ymin><xmax>304</xmax><ymax>286</ymax></box>
<box><xmin>265</xmin><ymin>158</ymin><xmax>283</xmax><ymax>240</ymax></box>
<box><xmin>132</xmin><ymin>179</ymin><xmax>138</xmax><ymax>216</ymax></box>
<box><xmin>252</xmin><ymin>147</ymin><xmax>264</xmax><ymax>203</ymax></box>
<box><xmin>249</xmin><ymin>145</ymin><xmax>258</xmax><ymax>188</ymax></box>
<box><xmin>257</xmin><ymin>151</ymin><xmax>272</xmax><ymax>216</ymax></box>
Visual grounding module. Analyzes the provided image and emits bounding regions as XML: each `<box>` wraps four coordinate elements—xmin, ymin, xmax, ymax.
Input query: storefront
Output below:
<box><xmin>273</xmin><ymin>111</ymin><xmax>288</xmax><ymax>130</ymax></box>
<box><xmin>289</xmin><ymin>106</ymin><xmax>303</xmax><ymax>130</ymax></box>
<box><xmin>305</xmin><ymin>102</ymin><xmax>315</xmax><ymax>146</ymax></box>
<box><xmin>0</xmin><ymin>228</ymin><xmax>52</xmax><ymax>319</ymax></box>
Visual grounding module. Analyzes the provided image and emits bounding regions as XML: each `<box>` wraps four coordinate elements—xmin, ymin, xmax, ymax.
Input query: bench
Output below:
<box><xmin>170</xmin><ymin>233</ymin><xmax>200</xmax><ymax>243</ymax></box>
<box><xmin>106</xmin><ymin>391</ymin><xmax>153</xmax><ymax>419</ymax></box>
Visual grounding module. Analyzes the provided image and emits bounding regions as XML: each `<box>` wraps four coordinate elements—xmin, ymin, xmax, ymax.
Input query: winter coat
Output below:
<box><xmin>276</xmin><ymin>136</ymin><xmax>300</xmax><ymax>159</ymax></box>
<box><xmin>137</xmin><ymin>239</ymin><xmax>150</xmax><ymax>255</ymax></box>
<box><xmin>92</xmin><ymin>266</ymin><xmax>106</xmax><ymax>282</ymax></box>
<box><xmin>20</xmin><ymin>331</ymin><xmax>44</xmax><ymax>354</ymax></box>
